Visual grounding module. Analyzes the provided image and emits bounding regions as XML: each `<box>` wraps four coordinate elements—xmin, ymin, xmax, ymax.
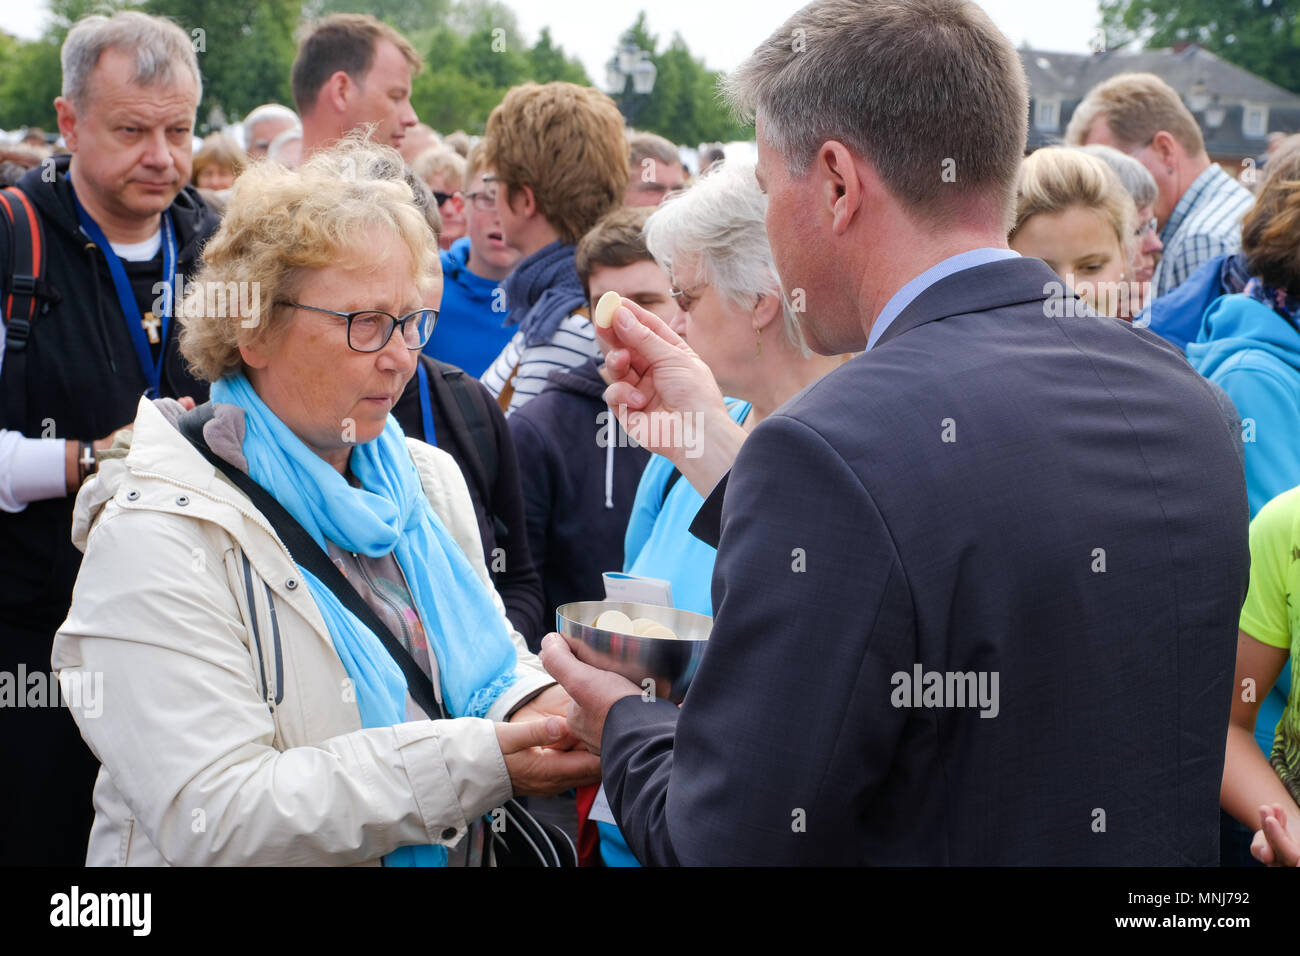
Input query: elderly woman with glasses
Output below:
<box><xmin>51</xmin><ymin>141</ymin><xmax>597</xmax><ymax>867</ymax></box>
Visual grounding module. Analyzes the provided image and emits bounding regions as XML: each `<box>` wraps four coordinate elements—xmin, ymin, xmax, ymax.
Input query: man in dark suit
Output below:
<box><xmin>540</xmin><ymin>0</ymin><xmax>1250</xmax><ymax>865</ymax></box>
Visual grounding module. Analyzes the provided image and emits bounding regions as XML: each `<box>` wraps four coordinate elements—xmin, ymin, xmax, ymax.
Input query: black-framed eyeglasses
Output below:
<box><xmin>276</xmin><ymin>301</ymin><xmax>438</xmax><ymax>352</ymax></box>
<box><xmin>432</xmin><ymin>191</ymin><xmax>456</xmax><ymax>207</ymax></box>
<box><xmin>463</xmin><ymin>190</ymin><xmax>497</xmax><ymax>211</ymax></box>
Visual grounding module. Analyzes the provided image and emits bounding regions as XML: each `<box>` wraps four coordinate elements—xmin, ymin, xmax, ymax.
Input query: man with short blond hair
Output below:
<box><xmin>1066</xmin><ymin>72</ymin><xmax>1254</xmax><ymax>301</ymax></box>
<box><xmin>292</xmin><ymin>13</ymin><xmax>422</xmax><ymax>156</ymax></box>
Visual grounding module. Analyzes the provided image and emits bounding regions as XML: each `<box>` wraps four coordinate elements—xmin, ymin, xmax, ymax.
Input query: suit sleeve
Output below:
<box><xmin>602</xmin><ymin>414</ymin><xmax>915</xmax><ymax>865</ymax></box>
<box><xmin>480</xmin><ymin>381</ymin><xmax>544</xmax><ymax>648</ymax></box>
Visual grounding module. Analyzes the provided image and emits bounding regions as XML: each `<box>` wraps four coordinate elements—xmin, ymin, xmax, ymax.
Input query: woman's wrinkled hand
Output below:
<box><xmin>494</xmin><ymin>717</ymin><xmax>601</xmax><ymax>797</ymax></box>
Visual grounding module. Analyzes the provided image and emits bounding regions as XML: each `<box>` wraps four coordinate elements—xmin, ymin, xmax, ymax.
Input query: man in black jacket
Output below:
<box><xmin>541</xmin><ymin>0</ymin><xmax>1250</xmax><ymax>865</ymax></box>
<box><xmin>0</xmin><ymin>12</ymin><xmax>219</xmax><ymax>864</ymax></box>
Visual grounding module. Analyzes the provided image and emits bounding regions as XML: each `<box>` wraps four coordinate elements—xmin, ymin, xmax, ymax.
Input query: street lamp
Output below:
<box><xmin>606</xmin><ymin>41</ymin><xmax>657</xmax><ymax>126</ymax></box>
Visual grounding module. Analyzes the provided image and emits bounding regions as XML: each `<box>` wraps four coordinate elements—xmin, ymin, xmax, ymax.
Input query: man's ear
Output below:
<box><xmin>818</xmin><ymin>141</ymin><xmax>865</xmax><ymax>237</ymax></box>
<box><xmin>323</xmin><ymin>70</ymin><xmax>354</xmax><ymax>115</ymax></box>
<box><xmin>54</xmin><ymin>96</ymin><xmax>78</xmax><ymax>152</ymax></box>
<box><xmin>1150</xmin><ymin>130</ymin><xmax>1181</xmax><ymax>171</ymax></box>
<box><xmin>515</xmin><ymin>183</ymin><xmax>538</xmax><ymax>219</ymax></box>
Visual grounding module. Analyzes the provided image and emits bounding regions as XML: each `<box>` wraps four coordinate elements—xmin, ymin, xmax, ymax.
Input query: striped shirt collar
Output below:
<box><xmin>1160</xmin><ymin>164</ymin><xmax>1233</xmax><ymax>246</ymax></box>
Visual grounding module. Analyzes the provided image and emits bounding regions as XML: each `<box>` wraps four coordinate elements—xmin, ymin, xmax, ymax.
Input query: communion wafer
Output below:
<box><xmin>594</xmin><ymin>290</ymin><xmax>622</xmax><ymax>329</ymax></box>
<box><xmin>639</xmin><ymin>623</ymin><xmax>679</xmax><ymax>640</ymax></box>
<box><xmin>594</xmin><ymin>609</ymin><xmax>635</xmax><ymax>633</ymax></box>
<box><xmin>630</xmin><ymin>618</ymin><xmax>660</xmax><ymax>636</ymax></box>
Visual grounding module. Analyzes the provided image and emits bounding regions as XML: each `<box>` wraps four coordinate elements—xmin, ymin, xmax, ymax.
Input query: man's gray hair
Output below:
<box><xmin>61</xmin><ymin>11</ymin><xmax>201</xmax><ymax>111</ymax></box>
<box><xmin>644</xmin><ymin>159</ymin><xmax>808</xmax><ymax>355</ymax></box>
<box><xmin>242</xmin><ymin>104</ymin><xmax>300</xmax><ymax>142</ymax></box>
<box><xmin>1076</xmin><ymin>144</ymin><xmax>1159</xmax><ymax>210</ymax></box>
<box><xmin>722</xmin><ymin>0</ymin><xmax>1027</xmax><ymax>221</ymax></box>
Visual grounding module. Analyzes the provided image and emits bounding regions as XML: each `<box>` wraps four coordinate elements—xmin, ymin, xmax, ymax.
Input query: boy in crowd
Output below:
<box><xmin>478</xmin><ymin>82</ymin><xmax>628</xmax><ymax>413</ymax></box>
<box><xmin>423</xmin><ymin>145</ymin><xmax>521</xmax><ymax>377</ymax></box>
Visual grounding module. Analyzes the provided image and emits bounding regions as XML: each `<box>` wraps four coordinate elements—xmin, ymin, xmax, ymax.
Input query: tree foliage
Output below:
<box><xmin>0</xmin><ymin>0</ymin><xmax>749</xmax><ymax>150</ymax></box>
<box><xmin>1100</xmin><ymin>0</ymin><xmax>1300</xmax><ymax>95</ymax></box>
<box><xmin>612</xmin><ymin>12</ymin><xmax>750</xmax><ymax>146</ymax></box>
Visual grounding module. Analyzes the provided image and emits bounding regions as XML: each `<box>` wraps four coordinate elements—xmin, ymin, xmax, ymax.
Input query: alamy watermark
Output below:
<box><xmin>890</xmin><ymin>664</ymin><xmax>999</xmax><ymax>718</ymax></box>
<box><xmin>597</xmin><ymin>406</ymin><xmax>704</xmax><ymax>459</ymax></box>
<box><xmin>0</xmin><ymin>666</ymin><xmax>102</xmax><ymax>718</ymax></box>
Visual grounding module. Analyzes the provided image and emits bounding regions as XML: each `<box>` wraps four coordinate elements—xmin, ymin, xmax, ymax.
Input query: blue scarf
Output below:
<box><xmin>501</xmin><ymin>239</ymin><xmax>588</xmax><ymax>347</ymax></box>
<box><xmin>209</xmin><ymin>373</ymin><xmax>518</xmax><ymax>866</ymax></box>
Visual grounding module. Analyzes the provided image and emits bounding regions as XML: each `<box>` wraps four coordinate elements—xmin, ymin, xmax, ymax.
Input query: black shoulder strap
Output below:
<box><xmin>0</xmin><ymin>186</ymin><xmax>47</xmax><ymax>429</ymax></box>
<box><xmin>661</xmin><ymin>466</ymin><xmax>683</xmax><ymax>508</ymax></box>
<box><xmin>177</xmin><ymin>404</ymin><xmax>447</xmax><ymax>722</ymax></box>
<box><xmin>442</xmin><ymin>362</ymin><xmax>500</xmax><ymax>493</ymax></box>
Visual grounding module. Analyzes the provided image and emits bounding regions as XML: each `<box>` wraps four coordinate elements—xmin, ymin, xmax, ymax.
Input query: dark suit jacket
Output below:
<box><xmin>602</xmin><ymin>257</ymin><xmax>1250</xmax><ymax>865</ymax></box>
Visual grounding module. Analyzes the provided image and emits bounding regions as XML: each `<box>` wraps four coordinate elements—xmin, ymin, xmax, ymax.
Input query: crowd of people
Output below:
<box><xmin>0</xmin><ymin>0</ymin><xmax>1297</xmax><ymax>867</ymax></box>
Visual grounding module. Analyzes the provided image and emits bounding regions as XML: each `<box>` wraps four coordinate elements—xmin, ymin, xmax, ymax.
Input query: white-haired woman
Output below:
<box><xmin>52</xmin><ymin>142</ymin><xmax>597</xmax><ymax>866</ymax></box>
<box><xmin>595</xmin><ymin>159</ymin><xmax>842</xmax><ymax>866</ymax></box>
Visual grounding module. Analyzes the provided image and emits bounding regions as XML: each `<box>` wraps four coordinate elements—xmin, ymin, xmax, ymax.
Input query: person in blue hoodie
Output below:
<box><xmin>422</xmin><ymin>146</ymin><xmax>521</xmax><ymax>377</ymax></box>
<box><xmin>1185</xmin><ymin>136</ymin><xmax>1300</xmax><ymax>519</ymax></box>
<box><xmin>1185</xmin><ymin>136</ymin><xmax>1300</xmax><ymax>864</ymax></box>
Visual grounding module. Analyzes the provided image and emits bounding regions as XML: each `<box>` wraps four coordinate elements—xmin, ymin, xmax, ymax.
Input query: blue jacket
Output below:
<box><xmin>1185</xmin><ymin>294</ymin><xmax>1300</xmax><ymax>519</ymax></box>
<box><xmin>422</xmin><ymin>238</ymin><xmax>514</xmax><ymax>378</ymax></box>
<box><xmin>1144</xmin><ymin>254</ymin><xmax>1230</xmax><ymax>352</ymax></box>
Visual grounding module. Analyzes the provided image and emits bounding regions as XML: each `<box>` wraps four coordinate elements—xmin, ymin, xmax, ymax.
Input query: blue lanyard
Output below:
<box><xmin>416</xmin><ymin>361</ymin><xmax>438</xmax><ymax>447</ymax></box>
<box><xmin>72</xmin><ymin>191</ymin><xmax>176</xmax><ymax>399</ymax></box>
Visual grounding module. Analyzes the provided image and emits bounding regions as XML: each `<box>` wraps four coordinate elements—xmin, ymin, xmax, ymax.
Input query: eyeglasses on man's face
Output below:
<box><xmin>463</xmin><ymin>190</ymin><xmax>497</xmax><ymax>212</ymax></box>
<box><xmin>1134</xmin><ymin>216</ymin><xmax>1158</xmax><ymax>238</ymax></box>
<box><xmin>276</xmin><ymin>301</ymin><xmax>438</xmax><ymax>352</ymax></box>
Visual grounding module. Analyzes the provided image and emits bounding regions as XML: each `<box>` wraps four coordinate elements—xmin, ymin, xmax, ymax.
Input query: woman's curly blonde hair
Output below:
<box><xmin>178</xmin><ymin>138</ymin><xmax>439</xmax><ymax>382</ymax></box>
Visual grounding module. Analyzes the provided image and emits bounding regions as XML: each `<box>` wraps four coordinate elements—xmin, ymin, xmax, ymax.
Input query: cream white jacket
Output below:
<box><xmin>52</xmin><ymin>397</ymin><xmax>555</xmax><ymax>866</ymax></box>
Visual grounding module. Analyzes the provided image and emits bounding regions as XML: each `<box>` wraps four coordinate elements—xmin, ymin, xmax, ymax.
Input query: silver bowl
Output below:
<box><xmin>555</xmin><ymin>601</ymin><xmax>712</xmax><ymax>704</ymax></box>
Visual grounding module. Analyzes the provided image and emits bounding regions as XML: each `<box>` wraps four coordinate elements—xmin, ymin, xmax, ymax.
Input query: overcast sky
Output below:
<box><xmin>0</xmin><ymin>0</ymin><xmax>1105</xmax><ymax>83</ymax></box>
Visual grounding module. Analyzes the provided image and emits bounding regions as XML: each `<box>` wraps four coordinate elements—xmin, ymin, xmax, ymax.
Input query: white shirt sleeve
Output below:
<box><xmin>0</xmin><ymin>430</ymin><xmax>67</xmax><ymax>512</ymax></box>
<box><xmin>0</xmin><ymin>324</ymin><xmax>68</xmax><ymax>511</ymax></box>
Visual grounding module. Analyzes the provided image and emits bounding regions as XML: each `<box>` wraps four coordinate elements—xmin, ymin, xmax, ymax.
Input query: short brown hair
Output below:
<box><xmin>1242</xmin><ymin>134</ymin><xmax>1300</xmax><ymax>295</ymax></box>
<box><xmin>1064</xmin><ymin>73</ymin><xmax>1205</xmax><ymax>158</ymax></box>
<box><xmin>292</xmin><ymin>13</ymin><xmax>422</xmax><ymax>114</ymax></box>
<box><xmin>480</xmin><ymin>83</ymin><xmax>628</xmax><ymax>244</ymax></box>
<box><xmin>723</xmin><ymin>0</ymin><xmax>1027</xmax><ymax>222</ymax></box>
<box><xmin>191</xmin><ymin>133</ymin><xmax>246</xmax><ymax>186</ymax></box>
<box><xmin>575</xmin><ymin>206</ymin><xmax>654</xmax><ymax>296</ymax></box>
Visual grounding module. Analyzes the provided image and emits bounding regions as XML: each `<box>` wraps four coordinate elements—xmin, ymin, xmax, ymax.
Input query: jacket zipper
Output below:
<box><xmin>240</xmin><ymin>552</ymin><xmax>270</xmax><ymax>706</ymax></box>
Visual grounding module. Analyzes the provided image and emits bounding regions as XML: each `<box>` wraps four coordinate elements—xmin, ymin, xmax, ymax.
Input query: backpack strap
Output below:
<box><xmin>0</xmin><ymin>186</ymin><xmax>49</xmax><ymax>429</ymax></box>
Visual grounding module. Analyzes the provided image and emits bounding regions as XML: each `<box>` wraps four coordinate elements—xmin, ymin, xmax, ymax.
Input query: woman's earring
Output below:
<box><xmin>755</xmin><ymin>326</ymin><xmax>763</xmax><ymax>358</ymax></box>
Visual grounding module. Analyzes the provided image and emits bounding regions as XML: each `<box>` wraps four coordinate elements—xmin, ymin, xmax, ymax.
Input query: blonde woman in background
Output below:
<box><xmin>1009</xmin><ymin>147</ymin><xmax>1136</xmax><ymax>318</ymax></box>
